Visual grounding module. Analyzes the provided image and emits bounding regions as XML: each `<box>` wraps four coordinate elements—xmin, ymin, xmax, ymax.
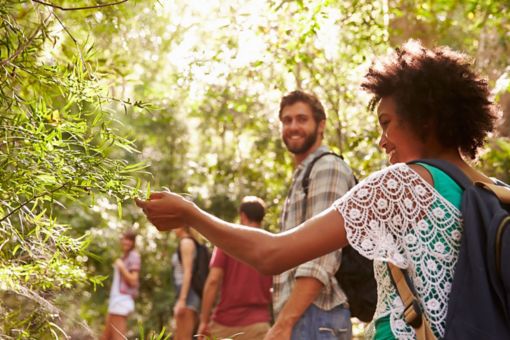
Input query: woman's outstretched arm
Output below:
<box><xmin>136</xmin><ymin>192</ymin><xmax>348</xmax><ymax>274</ymax></box>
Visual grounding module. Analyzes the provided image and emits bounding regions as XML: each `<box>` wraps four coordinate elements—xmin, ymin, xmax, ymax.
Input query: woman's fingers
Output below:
<box><xmin>148</xmin><ymin>191</ymin><xmax>169</xmax><ymax>200</ymax></box>
<box><xmin>135</xmin><ymin>191</ymin><xmax>191</xmax><ymax>231</ymax></box>
<box><xmin>134</xmin><ymin>197</ymin><xmax>145</xmax><ymax>208</ymax></box>
<box><xmin>135</xmin><ymin>191</ymin><xmax>170</xmax><ymax>207</ymax></box>
<box><xmin>147</xmin><ymin>215</ymin><xmax>186</xmax><ymax>231</ymax></box>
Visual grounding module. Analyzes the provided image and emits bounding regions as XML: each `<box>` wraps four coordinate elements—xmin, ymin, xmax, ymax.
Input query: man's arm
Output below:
<box><xmin>198</xmin><ymin>267</ymin><xmax>224</xmax><ymax>338</ymax></box>
<box><xmin>268</xmin><ymin>156</ymin><xmax>353</xmax><ymax>338</ymax></box>
<box><xmin>268</xmin><ymin>277</ymin><xmax>323</xmax><ymax>338</ymax></box>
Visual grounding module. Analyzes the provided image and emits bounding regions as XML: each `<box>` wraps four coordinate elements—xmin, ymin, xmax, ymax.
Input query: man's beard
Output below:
<box><xmin>283</xmin><ymin>127</ymin><xmax>319</xmax><ymax>155</ymax></box>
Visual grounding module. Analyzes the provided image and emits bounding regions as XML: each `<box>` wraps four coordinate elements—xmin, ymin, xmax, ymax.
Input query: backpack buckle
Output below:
<box><xmin>403</xmin><ymin>298</ymin><xmax>423</xmax><ymax>328</ymax></box>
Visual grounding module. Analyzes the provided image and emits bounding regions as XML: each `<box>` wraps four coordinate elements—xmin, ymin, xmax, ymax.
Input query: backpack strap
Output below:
<box><xmin>408</xmin><ymin>159</ymin><xmax>471</xmax><ymax>190</ymax></box>
<box><xmin>302</xmin><ymin>152</ymin><xmax>344</xmax><ymax>196</ymax></box>
<box><xmin>409</xmin><ymin>159</ymin><xmax>510</xmax><ymax>203</ymax></box>
<box><xmin>387</xmin><ymin>263</ymin><xmax>437</xmax><ymax>340</ymax></box>
<box><xmin>477</xmin><ymin>182</ymin><xmax>510</xmax><ymax>204</ymax></box>
<box><xmin>301</xmin><ymin>152</ymin><xmax>344</xmax><ymax>222</ymax></box>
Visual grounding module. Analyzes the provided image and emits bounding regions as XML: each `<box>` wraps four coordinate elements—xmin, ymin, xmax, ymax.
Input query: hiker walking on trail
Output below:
<box><xmin>137</xmin><ymin>40</ymin><xmax>507</xmax><ymax>340</ymax></box>
<box><xmin>198</xmin><ymin>196</ymin><xmax>272</xmax><ymax>340</ymax></box>
<box><xmin>101</xmin><ymin>230</ymin><xmax>141</xmax><ymax>340</ymax></box>
<box><xmin>171</xmin><ymin>227</ymin><xmax>202</xmax><ymax>340</ymax></box>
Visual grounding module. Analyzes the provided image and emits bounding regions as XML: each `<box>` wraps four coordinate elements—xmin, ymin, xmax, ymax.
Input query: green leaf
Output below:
<box><xmin>36</xmin><ymin>174</ymin><xmax>57</xmax><ymax>185</ymax></box>
<box><xmin>117</xmin><ymin>200</ymin><xmax>122</xmax><ymax>219</ymax></box>
<box><xmin>12</xmin><ymin>244</ymin><xmax>21</xmax><ymax>256</ymax></box>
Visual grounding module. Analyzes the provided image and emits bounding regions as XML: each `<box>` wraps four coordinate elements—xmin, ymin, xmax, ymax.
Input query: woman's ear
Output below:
<box><xmin>420</xmin><ymin>118</ymin><xmax>442</xmax><ymax>149</ymax></box>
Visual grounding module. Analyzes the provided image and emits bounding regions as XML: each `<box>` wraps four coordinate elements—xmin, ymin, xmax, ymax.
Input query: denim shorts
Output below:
<box><xmin>291</xmin><ymin>303</ymin><xmax>352</xmax><ymax>340</ymax></box>
<box><xmin>174</xmin><ymin>284</ymin><xmax>201</xmax><ymax>312</ymax></box>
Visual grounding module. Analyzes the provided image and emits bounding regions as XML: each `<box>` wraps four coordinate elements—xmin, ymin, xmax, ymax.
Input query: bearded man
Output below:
<box><xmin>268</xmin><ymin>90</ymin><xmax>356</xmax><ymax>340</ymax></box>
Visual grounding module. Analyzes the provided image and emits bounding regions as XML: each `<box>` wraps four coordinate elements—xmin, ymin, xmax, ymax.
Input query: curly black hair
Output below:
<box><xmin>361</xmin><ymin>40</ymin><xmax>499</xmax><ymax>159</ymax></box>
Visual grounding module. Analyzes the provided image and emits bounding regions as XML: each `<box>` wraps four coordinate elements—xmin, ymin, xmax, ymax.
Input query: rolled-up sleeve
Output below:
<box><xmin>294</xmin><ymin>251</ymin><xmax>341</xmax><ymax>285</ymax></box>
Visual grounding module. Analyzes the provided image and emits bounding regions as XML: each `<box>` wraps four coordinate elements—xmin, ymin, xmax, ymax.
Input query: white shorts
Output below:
<box><xmin>108</xmin><ymin>294</ymin><xmax>134</xmax><ymax>316</ymax></box>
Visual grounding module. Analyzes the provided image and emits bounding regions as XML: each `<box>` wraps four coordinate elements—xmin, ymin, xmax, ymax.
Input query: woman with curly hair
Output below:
<box><xmin>136</xmin><ymin>40</ymin><xmax>503</xmax><ymax>339</ymax></box>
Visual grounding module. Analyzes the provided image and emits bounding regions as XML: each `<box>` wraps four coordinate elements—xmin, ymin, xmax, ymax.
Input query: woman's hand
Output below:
<box><xmin>197</xmin><ymin>321</ymin><xmax>211</xmax><ymax>339</ymax></box>
<box><xmin>264</xmin><ymin>324</ymin><xmax>292</xmax><ymax>340</ymax></box>
<box><xmin>113</xmin><ymin>258</ymin><xmax>124</xmax><ymax>269</ymax></box>
<box><xmin>173</xmin><ymin>299</ymin><xmax>187</xmax><ymax>317</ymax></box>
<box><xmin>135</xmin><ymin>192</ymin><xmax>194</xmax><ymax>231</ymax></box>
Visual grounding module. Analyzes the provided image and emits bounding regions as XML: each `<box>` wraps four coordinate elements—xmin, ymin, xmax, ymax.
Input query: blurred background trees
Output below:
<box><xmin>1</xmin><ymin>0</ymin><xmax>509</xmax><ymax>338</ymax></box>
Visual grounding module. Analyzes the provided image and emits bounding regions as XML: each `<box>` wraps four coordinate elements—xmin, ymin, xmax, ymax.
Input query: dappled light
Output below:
<box><xmin>1</xmin><ymin>0</ymin><xmax>509</xmax><ymax>338</ymax></box>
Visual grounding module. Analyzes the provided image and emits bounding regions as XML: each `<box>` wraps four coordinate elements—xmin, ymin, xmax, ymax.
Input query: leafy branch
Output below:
<box><xmin>0</xmin><ymin>182</ymin><xmax>70</xmax><ymax>223</ymax></box>
<box><xmin>0</xmin><ymin>15</ymin><xmax>50</xmax><ymax>67</ymax></box>
<box><xmin>31</xmin><ymin>0</ymin><xmax>128</xmax><ymax>11</ymax></box>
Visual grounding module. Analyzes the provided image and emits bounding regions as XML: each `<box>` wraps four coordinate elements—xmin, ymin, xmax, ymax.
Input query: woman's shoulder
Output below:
<box><xmin>337</xmin><ymin>163</ymin><xmax>440</xmax><ymax>208</ymax></box>
<box><xmin>179</xmin><ymin>236</ymin><xmax>196</xmax><ymax>244</ymax></box>
<box><xmin>179</xmin><ymin>237</ymin><xmax>197</xmax><ymax>251</ymax></box>
<box><xmin>126</xmin><ymin>250</ymin><xmax>141</xmax><ymax>267</ymax></box>
<box><xmin>360</xmin><ymin>163</ymin><xmax>422</xmax><ymax>184</ymax></box>
<box><xmin>130</xmin><ymin>249</ymin><xmax>140</xmax><ymax>256</ymax></box>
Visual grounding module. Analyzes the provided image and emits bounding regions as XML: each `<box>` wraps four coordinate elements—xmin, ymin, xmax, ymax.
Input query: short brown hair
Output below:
<box><xmin>239</xmin><ymin>196</ymin><xmax>265</xmax><ymax>223</ymax></box>
<box><xmin>279</xmin><ymin>90</ymin><xmax>326</xmax><ymax>123</ymax></box>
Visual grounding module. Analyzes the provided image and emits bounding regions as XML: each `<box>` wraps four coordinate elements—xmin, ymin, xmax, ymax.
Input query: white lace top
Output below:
<box><xmin>333</xmin><ymin>163</ymin><xmax>463</xmax><ymax>339</ymax></box>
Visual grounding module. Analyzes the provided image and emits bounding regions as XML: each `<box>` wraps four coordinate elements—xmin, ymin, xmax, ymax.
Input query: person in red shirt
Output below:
<box><xmin>198</xmin><ymin>196</ymin><xmax>272</xmax><ymax>340</ymax></box>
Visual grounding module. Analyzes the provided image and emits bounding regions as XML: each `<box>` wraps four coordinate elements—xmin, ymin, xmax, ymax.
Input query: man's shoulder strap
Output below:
<box><xmin>302</xmin><ymin>152</ymin><xmax>343</xmax><ymax>197</ymax></box>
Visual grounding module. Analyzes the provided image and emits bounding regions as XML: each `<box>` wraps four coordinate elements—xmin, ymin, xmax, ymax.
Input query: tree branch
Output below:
<box><xmin>32</xmin><ymin>0</ymin><xmax>128</xmax><ymax>11</ymax></box>
<box><xmin>0</xmin><ymin>182</ymin><xmax>69</xmax><ymax>223</ymax></box>
<box><xmin>0</xmin><ymin>19</ymin><xmax>46</xmax><ymax>67</ymax></box>
<box><xmin>51</xmin><ymin>11</ymin><xmax>88</xmax><ymax>69</ymax></box>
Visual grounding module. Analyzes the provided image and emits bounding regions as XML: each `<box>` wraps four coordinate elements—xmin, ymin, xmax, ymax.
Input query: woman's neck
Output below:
<box><xmin>424</xmin><ymin>148</ymin><xmax>492</xmax><ymax>182</ymax></box>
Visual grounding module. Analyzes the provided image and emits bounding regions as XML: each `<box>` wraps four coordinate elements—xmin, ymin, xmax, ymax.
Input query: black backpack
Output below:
<box><xmin>177</xmin><ymin>237</ymin><xmax>211</xmax><ymax>298</ymax></box>
<box><xmin>302</xmin><ymin>152</ymin><xmax>377</xmax><ymax>322</ymax></box>
<box><xmin>410</xmin><ymin>159</ymin><xmax>510</xmax><ymax>339</ymax></box>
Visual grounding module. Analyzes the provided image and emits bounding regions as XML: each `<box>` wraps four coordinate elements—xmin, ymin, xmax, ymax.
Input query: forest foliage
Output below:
<box><xmin>1</xmin><ymin>0</ymin><xmax>509</xmax><ymax>338</ymax></box>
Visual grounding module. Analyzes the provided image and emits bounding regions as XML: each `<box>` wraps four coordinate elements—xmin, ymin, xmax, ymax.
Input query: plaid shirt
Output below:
<box><xmin>273</xmin><ymin>145</ymin><xmax>356</xmax><ymax>315</ymax></box>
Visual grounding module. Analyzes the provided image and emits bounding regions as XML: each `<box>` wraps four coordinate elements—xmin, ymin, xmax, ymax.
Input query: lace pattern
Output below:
<box><xmin>333</xmin><ymin>163</ymin><xmax>462</xmax><ymax>339</ymax></box>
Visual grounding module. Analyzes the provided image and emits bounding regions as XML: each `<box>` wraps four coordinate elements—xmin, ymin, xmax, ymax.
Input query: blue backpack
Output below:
<box><xmin>413</xmin><ymin>160</ymin><xmax>510</xmax><ymax>339</ymax></box>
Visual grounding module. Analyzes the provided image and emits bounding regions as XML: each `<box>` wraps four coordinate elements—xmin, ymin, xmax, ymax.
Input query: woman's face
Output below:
<box><xmin>377</xmin><ymin>97</ymin><xmax>427</xmax><ymax>164</ymax></box>
<box><xmin>120</xmin><ymin>237</ymin><xmax>134</xmax><ymax>252</ymax></box>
